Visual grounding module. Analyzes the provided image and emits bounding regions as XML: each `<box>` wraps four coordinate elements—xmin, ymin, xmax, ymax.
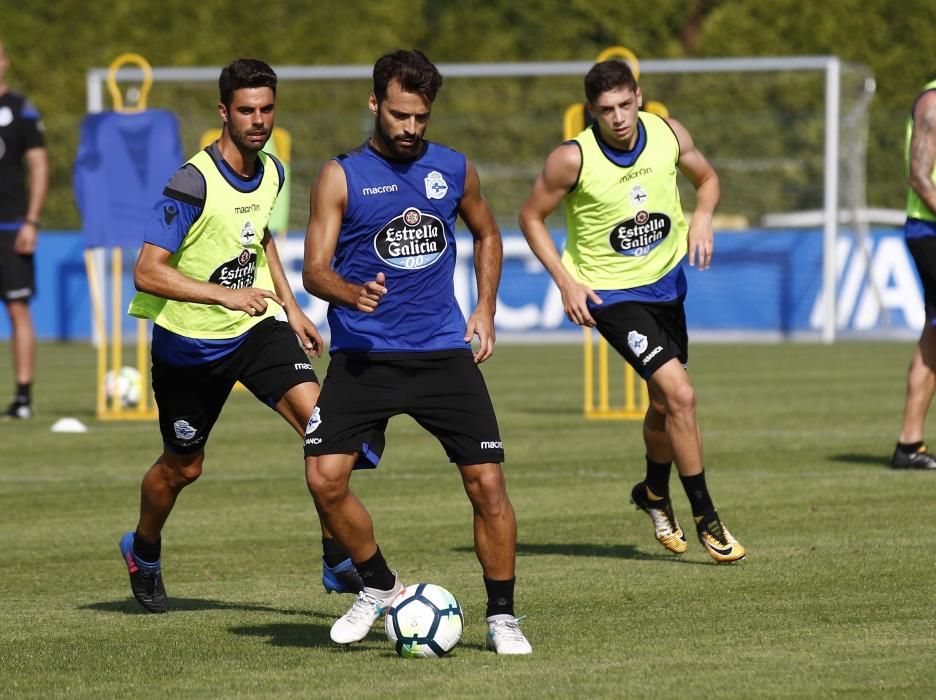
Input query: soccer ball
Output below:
<box><xmin>385</xmin><ymin>583</ymin><xmax>464</xmax><ymax>658</ymax></box>
<box><xmin>104</xmin><ymin>366</ymin><xmax>143</xmax><ymax>408</ymax></box>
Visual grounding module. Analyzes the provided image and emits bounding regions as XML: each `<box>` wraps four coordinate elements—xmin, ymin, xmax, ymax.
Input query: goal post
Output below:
<box><xmin>87</xmin><ymin>55</ymin><xmax>875</xmax><ymax>343</ymax></box>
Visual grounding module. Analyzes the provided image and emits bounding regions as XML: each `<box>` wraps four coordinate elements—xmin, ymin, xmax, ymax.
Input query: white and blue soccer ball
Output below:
<box><xmin>385</xmin><ymin>583</ymin><xmax>464</xmax><ymax>658</ymax></box>
<box><xmin>104</xmin><ymin>366</ymin><xmax>142</xmax><ymax>408</ymax></box>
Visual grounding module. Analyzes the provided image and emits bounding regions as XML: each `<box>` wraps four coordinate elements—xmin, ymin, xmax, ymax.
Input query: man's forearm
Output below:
<box><xmin>303</xmin><ymin>264</ymin><xmax>362</xmax><ymax>308</ymax></box>
<box><xmin>25</xmin><ymin>148</ymin><xmax>48</xmax><ymax>222</ymax></box>
<box><xmin>473</xmin><ymin>235</ymin><xmax>502</xmax><ymax>311</ymax></box>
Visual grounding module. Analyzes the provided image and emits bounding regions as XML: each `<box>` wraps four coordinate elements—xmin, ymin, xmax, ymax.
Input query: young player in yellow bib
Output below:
<box><xmin>519</xmin><ymin>59</ymin><xmax>745</xmax><ymax>562</ymax></box>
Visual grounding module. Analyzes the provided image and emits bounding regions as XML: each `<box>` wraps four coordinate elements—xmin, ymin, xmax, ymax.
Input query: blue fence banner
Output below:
<box><xmin>0</xmin><ymin>228</ymin><xmax>921</xmax><ymax>341</ymax></box>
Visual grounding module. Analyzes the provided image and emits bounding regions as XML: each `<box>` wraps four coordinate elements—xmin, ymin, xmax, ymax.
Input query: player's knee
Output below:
<box><xmin>161</xmin><ymin>451</ymin><xmax>204</xmax><ymax>487</ymax></box>
<box><xmin>305</xmin><ymin>457</ymin><xmax>349</xmax><ymax>507</ymax></box>
<box><xmin>463</xmin><ymin>465</ymin><xmax>509</xmax><ymax>510</ymax></box>
<box><xmin>666</xmin><ymin>381</ymin><xmax>696</xmax><ymax>416</ymax></box>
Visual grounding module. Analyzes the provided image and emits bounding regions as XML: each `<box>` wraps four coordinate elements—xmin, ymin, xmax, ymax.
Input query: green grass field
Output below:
<box><xmin>1</xmin><ymin>341</ymin><xmax>934</xmax><ymax>698</ymax></box>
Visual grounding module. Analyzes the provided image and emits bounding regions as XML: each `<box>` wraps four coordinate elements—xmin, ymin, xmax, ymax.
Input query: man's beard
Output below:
<box><xmin>374</xmin><ymin>118</ymin><xmax>423</xmax><ymax>161</ymax></box>
<box><xmin>230</xmin><ymin>126</ymin><xmax>269</xmax><ymax>153</ymax></box>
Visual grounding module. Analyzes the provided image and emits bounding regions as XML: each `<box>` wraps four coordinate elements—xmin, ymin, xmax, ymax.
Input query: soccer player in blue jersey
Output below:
<box><xmin>118</xmin><ymin>59</ymin><xmax>361</xmax><ymax>614</ymax></box>
<box><xmin>302</xmin><ymin>49</ymin><xmax>531</xmax><ymax>654</ymax></box>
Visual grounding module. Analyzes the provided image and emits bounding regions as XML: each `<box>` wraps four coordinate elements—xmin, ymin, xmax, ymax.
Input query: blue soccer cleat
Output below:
<box><xmin>323</xmin><ymin>557</ymin><xmax>364</xmax><ymax>595</ymax></box>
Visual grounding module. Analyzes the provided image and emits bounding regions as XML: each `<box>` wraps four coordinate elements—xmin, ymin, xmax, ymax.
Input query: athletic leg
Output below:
<box><xmin>648</xmin><ymin>359</ymin><xmax>744</xmax><ymax>562</ymax></box>
<box><xmin>7</xmin><ymin>300</ymin><xmax>34</xmax><ymax>385</ymax></box>
<box><xmin>118</xmin><ymin>448</ymin><xmax>204</xmax><ymax>614</ymax></box>
<box><xmin>4</xmin><ymin>300</ymin><xmax>34</xmax><ymax>418</ymax></box>
<box><xmin>276</xmin><ymin>382</ymin><xmax>360</xmax><ymax>593</ymax></box>
<box><xmin>630</xmin><ymin>382</ymin><xmax>688</xmax><ymax>553</ymax></box>
<box><xmin>459</xmin><ymin>461</ymin><xmax>531</xmax><ymax>654</ymax></box>
<box><xmin>899</xmin><ymin>322</ymin><xmax>936</xmax><ymax>442</ymax></box>
<box><xmin>459</xmin><ymin>462</ymin><xmax>516</xmax><ymax>582</ymax></box>
<box><xmin>894</xmin><ymin>239</ymin><xmax>936</xmax><ymax>468</ymax></box>
<box><xmin>648</xmin><ymin>359</ymin><xmax>703</xmax><ymax>477</ymax></box>
<box><xmin>137</xmin><ymin>448</ymin><xmax>205</xmax><ymax>543</ymax></box>
<box><xmin>308</xmin><ymin>452</ymin><xmax>401</xmax><ymax>643</ymax></box>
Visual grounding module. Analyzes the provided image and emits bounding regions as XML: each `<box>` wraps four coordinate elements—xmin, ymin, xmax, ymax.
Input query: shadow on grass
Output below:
<box><xmin>231</xmin><ymin>624</ymin><xmax>489</xmax><ymax>654</ymax></box>
<box><xmin>828</xmin><ymin>453</ymin><xmax>889</xmax><ymax>467</ymax></box>
<box><xmin>454</xmin><ymin>542</ymin><xmax>707</xmax><ymax>565</ymax></box>
<box><xmin>230</xmin><ymin>622</ymin><xmax>341</xmax><ymax>649</ymax></box>
<box><xmin>81</xmin><ymin>598</ymin><xmax>332</xmax><ymax>618</ymax></box>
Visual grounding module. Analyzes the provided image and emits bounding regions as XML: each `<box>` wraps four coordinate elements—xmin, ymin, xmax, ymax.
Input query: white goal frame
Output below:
<box><xmin>87</xmin><ymin>56</ymin><xmax>870</xmax><ymax>343</ymax></box>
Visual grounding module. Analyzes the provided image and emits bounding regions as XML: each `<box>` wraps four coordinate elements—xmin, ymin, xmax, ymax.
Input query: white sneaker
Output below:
<box><xmin>330</xmin><ymin>574</ymin><xmax>403</xmax><ymax>644</ymax></box>
<box><xmin>486</xmin><ymin>614</ymin><xmax>532</xmax><ymax>655</ymax></box>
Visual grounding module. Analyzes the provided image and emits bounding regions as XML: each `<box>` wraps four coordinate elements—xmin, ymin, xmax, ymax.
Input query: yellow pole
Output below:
<box><xmin>84</xmin><ymin>249</ymin><xmax>108</xmax><ymax>417</ymax></box>
<box><xmin>583</xmin><ymin>326</ymin><xmax>593</xmax><ymax>414</ymax></box>
<box><xmin>137</xmin><ymin>317</ymin><xmax>148</xmax><ymax>413</ymax></box>
<box><xmin>625</xmin><ymin>365</ymin><xmax>636</xmax><ymax>412</ymax></box>
<box><xmin>598</xmin><ymin>337</ymin><xmax>609</xmax><ymax>411</ymax></box>
<box><xmin>111</xmin><ymin>248</ymin><xmax>122</xmax><ymax>387</ymax></box>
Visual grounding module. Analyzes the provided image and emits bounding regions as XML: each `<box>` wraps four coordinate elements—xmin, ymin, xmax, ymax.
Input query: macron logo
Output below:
<box><xmin>480</xmin><ymin>441</ymin><xmax>503</xmax><ymax>450</ymax></box>
<box><xmin>362</xmin><ymin>184</ymin><xmax>398</xmax><ymax>196</ymax></box>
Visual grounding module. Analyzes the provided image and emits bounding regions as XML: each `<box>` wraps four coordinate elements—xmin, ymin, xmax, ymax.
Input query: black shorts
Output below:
<box><xmin>153</xmin><ymin>318</ymin><xmax>318</xmax><ymax>454</ymax></box>
<box><xmin>907</xmin><ymin>236</ymin><xmax>936</xmax><ymax>318</ymax></box>
<box><xmin>0</xmin><ymin>231</ymin><xmax>35</xmax><ymax>302</ymax></box>
<box><xmin>304</xmin><ymin>351</ymin><xmax>504</xmax><ymax>467</ymax></box>
<box><xmin>592</xmin><ymin>299</ymin><xmax>688</xmax><ymax>380</ymax></box>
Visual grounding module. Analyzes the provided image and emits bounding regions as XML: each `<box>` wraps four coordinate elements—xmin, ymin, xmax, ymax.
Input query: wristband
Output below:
<box><xmin>25</xmin><ymin>219</ymin><xmax>40</xmax><ymax>227</ymax></box>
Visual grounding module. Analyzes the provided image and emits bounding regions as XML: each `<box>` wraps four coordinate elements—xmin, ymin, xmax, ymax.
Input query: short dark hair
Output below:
<box><xmin>373</xmin><ymin>49</ymin><xmax>443</xmax><ymax>103</ymax></box>
<box><xmin>584</xmin><ymin>60</ymin><xmax>638</xmax><ymax>104</ymax></box>
<box><xmin>219</xmin><ymin>58</ymin><xmax>277</xmax><ymax>109</ymax></box>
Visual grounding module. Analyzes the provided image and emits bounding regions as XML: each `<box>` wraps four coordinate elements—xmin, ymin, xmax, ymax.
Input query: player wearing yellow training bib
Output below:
<box><xmin>562</xmin><ymin>110</ymin><xmax>688</xmax><ymax>291</ymax></box>
<box><xmin>520</xmin><ymin>59</ymin><xmax>746</xmax><ymax>563</ymax></box>
<box><xmin>117</xmin><ymin>59</ymin><xmax>363</xmax><ymax>617</ymax></box>
<box><xmin>891</xmin><ymin>76</ymin><xmax>936</xmax><ymax>471</ymax></box>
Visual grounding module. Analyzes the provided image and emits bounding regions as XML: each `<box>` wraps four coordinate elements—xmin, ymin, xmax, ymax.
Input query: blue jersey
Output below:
<box><xmin>329</xmin><ymin>141</ymin><xmax>469</xmax><ymax>354</ymax></box>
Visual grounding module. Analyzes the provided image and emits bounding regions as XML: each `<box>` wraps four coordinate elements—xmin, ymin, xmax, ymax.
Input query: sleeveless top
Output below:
<box><xmin>129</xmin><ymin>147</ymin><xmax>282</xmax><ymax>339</ymax></box>
<box><xmin>328</xmin><ymin>141</ymin><xmax>469</xmax><ymax>354</ymax></box>
<box><xmin>563</xmin><ymin>113</ymin><xmax>688</xmax><ymax>290</ymax></box>
<box><xmin>906</xmin><ymin>79</ymin><xmax>936</xmax><ymax>225</ymax></box>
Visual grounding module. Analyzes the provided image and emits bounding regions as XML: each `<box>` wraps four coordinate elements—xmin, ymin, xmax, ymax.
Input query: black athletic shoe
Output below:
<box><xmin>3</xmin><ymin>400</ymin><xmax>32</xmax><ymax>420</ymax></box>
<box><xmin>890</xmin><ymin>444</ymin><xmax>936</xmax><ymax>470</ymax></box>
<box><xmin>119</xmin><ymin>531</ymin><xmax>168</xmax><ymax>613</ymax></box>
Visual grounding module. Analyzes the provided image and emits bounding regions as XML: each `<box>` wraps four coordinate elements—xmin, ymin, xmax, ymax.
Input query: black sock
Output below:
<box><xmin>897</xmin><ymin>441</ymin><xmax>924</xmax><ymax>454</ymax></box>
<box><xmin>15</xmin><ymin>383</ymin><xmax>30</xmax><ymax>404</ymax></box>
<box><xmin>484</xmin><ymin>576</ymin><xmax>516</xmax><ymax>618</ymax></box>
<box><xmin>644</xmin><ymin>456</ymin><xmax>672</xmax><ymax>498</ymax></box>
<box><xmin>133</xmin><ymin>531</ymin><xmax>161</xmax><ymax>563</ymax></box>
<box><xmin>679</xmin><ymin>471</ymin><xmax>715</xmax><ymax>518</ymax></box>
<box><xmin>322</xmin><ymin>537</ymin><xmax>350</xmax><ymax>567</ymax></box>
<box><xmin>353</xmin><ymin>546</ymin><xmax>395</xmax><ymax>591</ymax></box>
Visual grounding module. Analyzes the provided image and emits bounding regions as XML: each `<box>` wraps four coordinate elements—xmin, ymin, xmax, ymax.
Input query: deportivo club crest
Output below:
<box><xmin>627</xmin><ymin>330</ymin><xmax>649</xmax><ymax>356</ymax></box>
<box><xmin>630</xmin><ymin>184</ymin><xmax>649</xmax><ymax>207</ymax></box>
<box><xmin>241</xmin><ymin>220</ymin><xmax>257</xmax><ymax>245</ymax></box>
<box><xmin>305</xmin><ymin>406</ymin><xmax>321</xmax><ymax>435</ymax></box>
<box><xmin>424</xmin><ymin>171</ymin><xmax>448</xmax><ymax>200</ymax></box>
<box><xmin>374</xmin><ymin>207</ymin><xmax>447</xmax><ymax>270</ymax></box>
